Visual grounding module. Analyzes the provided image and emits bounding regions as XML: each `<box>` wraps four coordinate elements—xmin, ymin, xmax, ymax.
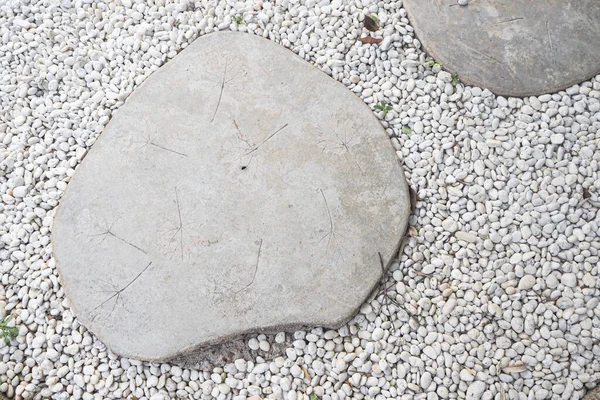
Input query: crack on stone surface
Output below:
<box><xmin>91</xmin><ymin>261</ymin><xmax>153</xmax><ymax>321</ymax></box>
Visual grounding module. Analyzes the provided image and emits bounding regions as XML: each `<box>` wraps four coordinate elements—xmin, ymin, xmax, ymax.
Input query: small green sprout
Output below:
<box><xmin>402</xmin><ymin>126</ymin><xmax>413</xmax><ymax>135</ymax></box>
<box><xmin>232</xmin><ymin>14</ymin><xmax>244</xmax><ymax>25</ymax></box>
<box><xmin>451</xmin><ymin>74</ymin><xmax>460</xmax><ymax>85</ymax></box>
<box><xmin>0</xmin><ymin>316</ymin><xmax>18</xmax><ymax>344</ymax></box>
<box><xmin>432</xmin><ymin>61</ymin><xmax>443</xmax><ymax>68</ymax></box>
<box><xmin>374</xmin><ymin>100</ymin><xmax>392</xmax><ymax>117</ymax></box>
<box><xmin>309</xmin><ymin>394</ymin><xmax>320</xmax><ymax>400</ymax></box>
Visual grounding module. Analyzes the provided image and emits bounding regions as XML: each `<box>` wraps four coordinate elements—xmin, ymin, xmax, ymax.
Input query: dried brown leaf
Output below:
<box><xmin>359</xmin><ymin>36</ymin><xmax>383</xmax><ymax>44</ymax></box>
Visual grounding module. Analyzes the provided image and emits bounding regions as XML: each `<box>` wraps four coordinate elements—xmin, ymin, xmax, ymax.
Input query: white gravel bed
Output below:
<box><xmin>0</xmin><ymin>0</ymin><xmax>599</xmax><ymax>400</ymax></box>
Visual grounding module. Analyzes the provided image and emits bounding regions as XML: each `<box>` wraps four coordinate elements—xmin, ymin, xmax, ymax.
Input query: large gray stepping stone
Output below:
<box><xmin>52</xmin><ymin>32</ymin><xmax>410</xmax><ymax>361</ymax></box>
<box><xmin>404</xmin><ymin>0</ymin><xmax>600</xmax><ymax>97</ymax></box>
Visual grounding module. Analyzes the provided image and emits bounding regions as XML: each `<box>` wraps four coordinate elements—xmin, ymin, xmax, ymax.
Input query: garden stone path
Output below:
<box><xmin>403</xmin><ymin>0</ymin><xmax>600</xmax><ymax>97</ymax></box>
<box><xmin>52</xmin><ymin>32</ymin><xmax>411</xmax><ymax>361</ymax></box>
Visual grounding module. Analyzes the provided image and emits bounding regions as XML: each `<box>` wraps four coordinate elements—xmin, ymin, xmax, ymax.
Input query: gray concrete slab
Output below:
<box><xmin>404</xmin><ymin>0</ymin><xmax>600</xmax><ymax>97</ymax></box>
<box><xmin>52</xmin><ymin>32</ymin><xmax>410</xmax><ymax>361</ymax></box>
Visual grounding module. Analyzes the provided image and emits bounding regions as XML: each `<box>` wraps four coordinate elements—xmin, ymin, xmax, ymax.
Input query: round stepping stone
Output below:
<box><xmin>52</xmin><ymin>32</ymin><xmax>410</xmax><ymax>361</ymax></box>
<box><xmin>404</xmin><ymin>0</ymin><xmax>600</xmax><ymax>96</ymax></box>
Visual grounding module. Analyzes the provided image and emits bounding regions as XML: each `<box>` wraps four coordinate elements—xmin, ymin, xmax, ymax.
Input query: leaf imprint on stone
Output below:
<box><xmin>222</xmin><ymin>120</ymin><xmax>289</xmax><ymax>174</ymax></box>
<box><xmin>90</xmin><ymin>261</ymin><xmax>153</xmax><ymax>322</ymax></box>
<box><xmin>131</xmin><ymin>117</ymin><xmax>188</xmax><ymax>157</ymax></box>
<box><xmin>210</xmin><ymin>57</ymin><xmax>246</xmax><ymax>123</ymax></box>
<box><xmin>82</xmin><ymin>219</ymin><xmax>148</xmax><ymax>255</ymax></box>
<box><xmin>313</xmin><ymin>188</ymin><xmax>349</xmax><ymax>262</ymax></box>
<box><xmin>317</xmin><ymin>126</ymin><xmax>364</xmax><ymax>173</ymax></box>
<box><xmin>160</xmin><ymin>186</ymin><xmax>204</xmax><ymax>262</ymax></box>
<box><xmin>209</xmin><ymin>239</ymin><xmax>263</xmax><ymax>315</ymax></box>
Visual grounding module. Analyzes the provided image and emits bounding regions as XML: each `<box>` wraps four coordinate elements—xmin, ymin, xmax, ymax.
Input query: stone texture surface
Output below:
<box><xmin>404</xmin><ymin>0</ymin><xmax>600</xmax><ymax>96</ymax></box>
<box><xmin>52</xmin><ymin>32</ymin><xmax>410</xmax><ymax>361</ymax></box>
